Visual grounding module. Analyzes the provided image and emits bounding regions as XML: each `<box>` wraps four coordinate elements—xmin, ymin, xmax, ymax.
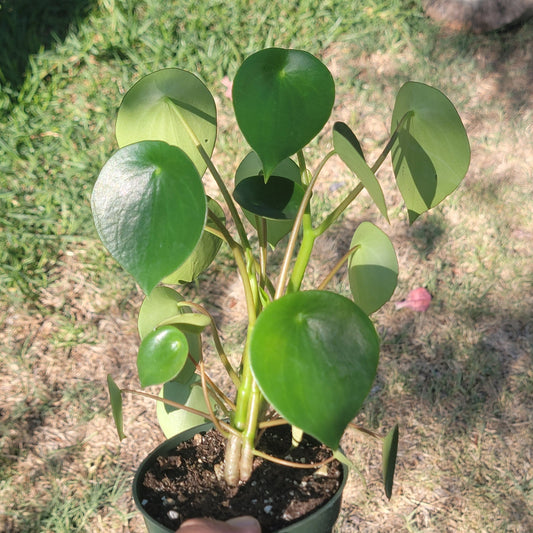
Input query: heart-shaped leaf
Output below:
<box><xmin>250</xmin><ymin>291</ymin><xmax>379</xmax><ymax>449</ymax></box>
<box><xmin>138</xmin><ymin>286</ymin><xmax>202</xmax><ymax>383</ymax></box>
<box><xmin>233</xmin><ymin>48</ymin><xmax>335</xmax><ymax>180</ymax></box>
<box><xmin>116</xmin><ymin>68</ymin><xmax>217</xmax><ymax>176</ymax></box>
<box><xmin>348</xmin><ymin>222</ymin><xmax>398</xmax><ymax>315</ymax></box>
<box><xmin>163</xmin><ymin>197</ymin><xmax>225</xmax><ymax>284</ymax></box>
<box><xmin>333</xmin><ymin>122</ymin><xmax>389</xmax><ymax>221</ymax></box>
<box><xmin>235</xmin><ymin>152</ymin><xmax>303</xmax><ymax>246</ymax></box>
<box><xmin>233</xmin><ymin>175</ymin><xmax>305</xmax><ymax>221</ymax></box>
<box><xmin>137</xmin><ymin>325</ymin><xmax>189</xmax><ymax>388</ymax></box>
<box><xmin>383</xmin><ymin>424</ymin><xmax>399</xmax><ymax>499</ymax></box>
<box><xmin>107</xmin><ymin>375</ymin><xmax>125</xmax><ymax>440</ymax></box>
<box><xmin>391</xmin><ymin>82</ymin><xmax>470</xmax><ymax>223</ymax></box>
<box><xmin>157</xmin><ymin>375</ymin><xmax>213</xmax><ymax>438</ymax></box>
<box><xmin>91</xmin><ymin>141</ymin><xmax>207</xmax><ymax>294</ymax></box>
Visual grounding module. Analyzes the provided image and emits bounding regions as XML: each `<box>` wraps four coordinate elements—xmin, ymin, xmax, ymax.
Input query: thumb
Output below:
<box><xmin>225</xmin><ymin>516</ymin><xmax>261</xmax><ymax>532</ymax></box>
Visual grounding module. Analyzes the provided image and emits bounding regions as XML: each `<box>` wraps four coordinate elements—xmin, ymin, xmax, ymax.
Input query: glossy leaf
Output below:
<box><xmin>233</xmin><ymin>175</ymin><xmax>305</xmax><ymax>220</ymax></box>
<box><xmin>391</xmin><ymin>82</ymin><xmax>470</xmax><ymax>223</ymax></box>
<box><xmin>137</xmin><ymin>326</ymin><xmax>189</xmax><ymax>387</ymax></box>
<box><xmin>250</xmin><ymin>291</ymin><xmax>379</xmax><ymax>449</ymax></box>
<box><xmin>91</xmin><ymin>141</ymin><xmax>206</xmax><ymax>294</ymax></box>
<box><xmin>333</xmin><ymin>122</ymin><xmax>389</xmax><ymax>221</ymax></box>
<box><xmin>235</xmin><ymin>152</ymin><xmax>303</xmax><ymax>246</ymax></box>
<box><xmin>115</xmin><ymin>68</ymin><xmax>217</xmax><ymax>176</ymax></box>
<box><xmin>233</xmin><ymin>48</ymin><xmax>335</xmax><ymax>180</ymax></box>
<box><xmin>348</xmin><ymin>222</ymin><xmax>398</xmax><ymax>315</ymax></box>
<box><xmin>107</xmin><ymin>375</ymin><xmax>125</xmax><ymax>440</ymax></box>
<box><xmin>138</xmin><ymin>287</ymin><xmax>201</xmax><ymax>383</ymax></box>
<box><xmin>383</xmin><ymin>424</ymin><xmax>399</xmax><ymax>499</ymax></box>
<box><xmin>157</xmin><ymin>375</ymin><xmax>212</xmax><ymax>438</ymax></box>
<box><xmin>163</xmin><ymin>197</ymin><xmax>225</xmax><ymax>284</ymax></box>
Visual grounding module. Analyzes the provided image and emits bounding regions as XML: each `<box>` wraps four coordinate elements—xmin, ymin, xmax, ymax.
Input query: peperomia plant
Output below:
<box><xmin>94</xmin><ymin>48</ymin><xmax>469</xmax><ymax>494</ymax></box>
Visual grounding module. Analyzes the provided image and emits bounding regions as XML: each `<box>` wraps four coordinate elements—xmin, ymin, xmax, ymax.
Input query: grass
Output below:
<box><xmin>0</xmin><ymin>0</ymin><xmax>428</xmax><ymax>303</ymax></box>
<box><xmin>1</xmin><ymin>0</ymin><xmax>532</xmax><ymax>531</ymax></box>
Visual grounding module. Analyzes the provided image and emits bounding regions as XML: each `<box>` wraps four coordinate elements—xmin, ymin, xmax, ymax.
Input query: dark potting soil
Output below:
<box><xmin>139</xmin><ymin>426</ymin><xmax>343</xmax><ymax>532</ymax></box>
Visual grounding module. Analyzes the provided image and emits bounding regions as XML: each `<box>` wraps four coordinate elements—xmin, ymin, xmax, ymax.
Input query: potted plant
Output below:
<box><xmin>91</xmin><ymin>48</ymin><xmax>470</xmax><ymax>532</ymax></box>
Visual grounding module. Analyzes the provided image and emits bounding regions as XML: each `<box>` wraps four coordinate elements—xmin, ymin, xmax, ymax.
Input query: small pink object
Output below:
<box><xmin>221</xmin><ymin>76</ymin><xmax>233</xmax><ymax>100</ymax></box>
<box><xmin>395</xmin><ymin>287</ymin><xmax>432</xmax><ymax>312</ymax></box>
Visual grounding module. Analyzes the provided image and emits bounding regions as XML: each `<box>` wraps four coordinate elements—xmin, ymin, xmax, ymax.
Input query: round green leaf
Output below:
<box><xmin>163</xmin><ymin>197</ymin><xmax>225</xmax><ymax>284</ymax></box>
<box><xmin>250</xmin><ymin>291</ymin><xmax>380</xmax><ymax>449</ymax></box>
<box><xmin>137</xmin><ymin>326</ymin><xmax>189</xmax><ymax>388</ymax></box>
<box><xmin>391</xmin><ymin>82</ymin><xmax>470</xmax><ymax>223</ymax></box>
<box><xmin>157</xmin><ymin>375</ymin><xmax>212</xmax><ymax>438</ymax></box>
<box><xmin>235</xmin><ymin>152</ymin><xmax>303</xmax><ymax>246</ymax></box>
<box><xmin>91</xmin><ymin>141</ymin><xmax>207</xmax><ymax>294</ymax></box>
<box><xmin>138</xmin><ymin>287</ymin><xmax>202</xmax><ymax>383</ymax></box>
<box><xmin>348</xmin><ymin>222</ymin><xmax>398</xmax><ymax>315</ymax></box>
<box><xmin>233</xmin><ymin>174</ymin><xmax>305</xmax><ymax>221</ymax></box>
<box><xmin>333</xmin><ymin>122</ymin><xmax>389</xmax><ymax>222</ymax></box>
<box><xmin>233</xmin><ymin>48</ymin><xmax>335</xmax><ymax>180</ymax></box>
<box><xmin>116</xmin><ymin>68</ymin><xmax>217</xmax><ymax>176</ymax></box>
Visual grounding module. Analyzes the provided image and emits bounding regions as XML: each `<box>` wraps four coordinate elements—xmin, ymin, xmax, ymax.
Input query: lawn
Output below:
<box><xmin>1</xmin><ymin>0</ymin><xmax>532</xmax><ymax>531</ymax></box>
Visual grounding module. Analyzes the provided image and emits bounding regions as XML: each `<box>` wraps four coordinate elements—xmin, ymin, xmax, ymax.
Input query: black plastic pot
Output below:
<box><xmin>133</xmin><ymin>423</ymin><xmax>348</xmax><ymax>533</ymax></box>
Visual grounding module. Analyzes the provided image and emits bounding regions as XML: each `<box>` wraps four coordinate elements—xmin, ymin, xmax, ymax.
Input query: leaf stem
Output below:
<box><xmin>121</xmin><ymin>387</ymin><xmax>212</xmax><ymax>421</ymax></box>
<box><xmin>253</xmin><ymin>449</ymin><xmax>336</xmax><ymax>469</ymax></box>
<box><xmin>173</xmin><ymin>106</ymin><xmax>251</xmax><ymax>249</ymax></box>
<box><xmin>208</xmin><ymin>209</ymin><xmax>258</xmax><ymax>330</ymax></box>
<box><xmin>199</xmin><ymin>361</ymin><xmax>228</xmax><ymax>438</ymax></box>
<box><xmin>317</xmin><ymin>244</ymin><xmax>360</xmax><ymax>291</ymax></box>
<box><xmin>370</xmin><ymin>110</ymin><xmax>413</xmax><ymax>174</ymax></box>
<box><xmin>315</xmin><ymin>182</ymin><xmax>364</xmax><ymax>237</ymax></box>
<box><xmin>178</xmin><ymin>301</ymin><xmax>240</xmax><ymax>388</ymax></box>
<box><xmin>275</xmin><ymin>151</ymin><xmax>334</xmax><ymax>298</ymax></box>
<box><xmin>256</xmin><ymin>216</ymin><xmax>268</xmax><ymax>290</ymax></box>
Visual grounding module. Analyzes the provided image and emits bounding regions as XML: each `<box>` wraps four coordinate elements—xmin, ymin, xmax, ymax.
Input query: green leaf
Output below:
<box><xmin>333</xmin><ymin>122</ymin><xmax>389</xmax><ymax>222</ymax></box>
<box><xmin>115</xmin><ymin>68</ymin><xmax>217</xmax><ymax>176</ymax></box>
<box><xmin>158</xmin><ymin>312</ymin><xmax>211</xmax><ymax>334</ymax></box>
<box><xmin>383</xmin><ymin>424</ymin><xmax>399</xmax><ymax>499</ymax></box>
<box><xmin>391</xmin><ymin>82</ymin><xmax>470</xmax><ymax>223</ymax></box>
<box><xmin>107</xmin><ymin>375</ymin><xmax>125</xmax><ymax>440</ymax></box>
<box><xmin>163</xmin><ymin>197</ymin><xmax>225</xmax><ymax>284</ymax></box>
<box><xmin>233</xmin><ymin>175</ymin><xmax>305</xmax><ymax>221</ymax></box>
<box><xmin>250</xmin><ymin>291</ymin><xmax>379</xmax><ymax>450</ymax></box>
<box><xmin>156</xmin><ymin>375</ymin><xmax>212</xmax><ymax>438</ymax></box>
<box><xmin>137</xmin><ymin>326</ymin><xmax>189</xmax><ymax>387</ymax></box>
<box><xmin>138</xmin><ymin>287</ymin><xmax>202</xmax><ymax>383</ymax></box>
<box><xmin>235</xmin><ymin>152</ymin><xmax>303</xmax><ymax>246</ymax></box>
<box><xmin>91</xmin><ymin>141</ymin><xmax>207</xmax><ymax>294</ymax></box>
<box><xmin>348</xmin><ymin>222</ymin><xmax>398</xmax><ymax>315</ymax></box>
<box><xmin>233</xmin><ymin>48</ymin><xmax>334</xmax><ymax>180</ymax></box>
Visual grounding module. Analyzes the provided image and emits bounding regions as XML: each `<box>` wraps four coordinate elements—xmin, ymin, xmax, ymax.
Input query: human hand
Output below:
<box><xmin>176</xmin><ymin>516</ymin><xmax>261</xmax><ymax>532</ymax></box>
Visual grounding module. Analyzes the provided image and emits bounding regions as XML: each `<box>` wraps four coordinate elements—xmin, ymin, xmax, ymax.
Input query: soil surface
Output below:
<box><xmin>140</xmin><ymin>426</ymin><xmax>343</xmax><ymax>532</ymax></box>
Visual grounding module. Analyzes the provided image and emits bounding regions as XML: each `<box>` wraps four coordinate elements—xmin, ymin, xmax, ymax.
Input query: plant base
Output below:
<box><xmin>133</xmin><ymin>423</ymin><xmax>348</xmax><ymax>533</ymax></box>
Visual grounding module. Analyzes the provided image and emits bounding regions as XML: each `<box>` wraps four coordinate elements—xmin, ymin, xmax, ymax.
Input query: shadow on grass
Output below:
<box><xmin>0</xmin><ymin>0</ymin><xmax>95</xmax><ymax>91</ymax></box>
<box><xmin>435</xmin><ymin>17</ymin><xmax>533</xmax><ymax>112</ymax></box>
